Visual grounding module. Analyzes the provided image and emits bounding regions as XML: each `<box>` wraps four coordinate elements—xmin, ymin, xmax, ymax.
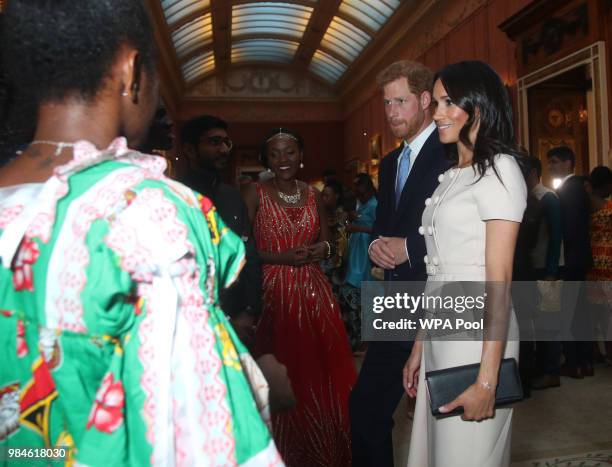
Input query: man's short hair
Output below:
<box><xmin>181</xmin><ymin>115</ymin><xmax>228</xmax><ymax>147</ymax></box>
<box><xmin>376</xmin><ymin>60</ymin><xmax>434</xmax><ymax>96</ymax></box>
<box><xmin>525</xmin><ymin>155</ymin><xmax>542</xmax><ymax>178</ymax></box>
<box><xmin>590</xmin><ymin>165</ymin><xmax>612</xmax><ymax>191</ymax></box>
<box><xmin>546</xmin><ymin>146</ymin><xmax>575</xmax><ymax>167</ymax></box>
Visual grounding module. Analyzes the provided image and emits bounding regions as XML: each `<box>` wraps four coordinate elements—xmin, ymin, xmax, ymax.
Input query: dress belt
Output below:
<box><xmin>426</xmin><ymin>264</ymin><xmax>485</xmax><ymax>276</ymax></box>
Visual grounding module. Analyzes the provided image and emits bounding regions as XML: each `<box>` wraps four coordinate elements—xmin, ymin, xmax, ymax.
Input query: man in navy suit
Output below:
<box><xmin>547</xmin><ymin>146</ymin><xmax>593</xmax><ymax>378</ymax></box>
<box><xmin>349</xmin><ymin>61</ymin><xmax>450</xmax><ymax>466</ymax></box>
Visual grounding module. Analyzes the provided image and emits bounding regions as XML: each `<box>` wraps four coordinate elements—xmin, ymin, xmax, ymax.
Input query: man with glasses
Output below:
<box><xmin>179</xmin><ymin>115</ymin><xmax>261</xmax><ymax>345</ymax></box>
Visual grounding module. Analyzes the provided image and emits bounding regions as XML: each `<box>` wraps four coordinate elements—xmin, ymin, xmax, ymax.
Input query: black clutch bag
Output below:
<box><xmin>425</xmin><ymin>358</ymin><xmax>523</xmax><ymax>417</ymax></box>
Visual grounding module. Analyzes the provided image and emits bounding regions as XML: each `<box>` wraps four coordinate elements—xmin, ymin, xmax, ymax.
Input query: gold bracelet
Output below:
<box><xmin>324</xmin><ymin>241</ymin><xmax>332</xmax><ymax>259</ymax></box>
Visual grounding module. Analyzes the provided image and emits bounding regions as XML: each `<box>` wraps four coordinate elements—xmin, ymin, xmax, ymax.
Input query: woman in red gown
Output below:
<box><xmin>245</xmin><ymin>128</ymin><xmax>357</xmax><ymax>466</ymax></box>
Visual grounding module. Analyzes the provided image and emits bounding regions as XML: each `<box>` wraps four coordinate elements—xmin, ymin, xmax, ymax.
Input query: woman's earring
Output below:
<box><xmin>300</xmin><ymin>162</ymin><xmax>304</xmax><ymax>169</ymax></box>
<box><xmin>121</xmin><ymin>91</ymin><xmax>129</xmax><ymax>97</ymax></box>
<box><xmin>267</xmin><ymin>168</ymin><xmax>271</xmax><ymax>172</ymax></box>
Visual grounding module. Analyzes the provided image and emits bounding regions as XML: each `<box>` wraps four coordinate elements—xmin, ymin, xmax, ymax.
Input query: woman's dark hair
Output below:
<box><xmin>1</xmin><ymin>0</ymin><xmax>156</xmax><ymax>104</ymax></box>
<box><xmin>434</xmin><ymin>61</ymin><xmax>525</xmax><ymax>181</ymax></box>
<box><xmin>0</xmin><ymin>11</ymin><xmax>35</xmax><ymax>164</ymax></box>
<box><xmin>354</xmin><ymin>172</ymin><xmax>375</xmax><ymax>191</ymax></box>
<box><xmin>324</xmin><ymin>180</ymin><xmax>344</xmax><ymax>204</ymax></box>
<box><xmin>259</xmin><ymin>127</ymin><xmax>304</xmax><ymax>168</ymax></box>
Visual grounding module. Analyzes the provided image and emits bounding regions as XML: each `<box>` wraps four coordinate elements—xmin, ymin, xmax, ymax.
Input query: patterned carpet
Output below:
<box><xmin>511</xmin><ymin>450</ymin><xmax>612</xmax><ymax>466</ymax></box>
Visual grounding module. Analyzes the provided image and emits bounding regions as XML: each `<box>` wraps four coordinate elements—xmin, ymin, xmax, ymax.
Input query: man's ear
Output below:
<box><xmin>420</xmin><ymin>91</ymin><xmax>432</xmax><ymax>110</ymax></box>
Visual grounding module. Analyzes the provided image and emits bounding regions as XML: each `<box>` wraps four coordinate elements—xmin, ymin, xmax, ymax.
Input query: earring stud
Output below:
<box><xmin>300</xmin><ymin>162</ymin><xmax>304</xmax><ymax>169</ymax></box>
<box><xmin>122</xmin><ymin>91</ymin><xmax>129</xmax><ymax>97</ymax></box>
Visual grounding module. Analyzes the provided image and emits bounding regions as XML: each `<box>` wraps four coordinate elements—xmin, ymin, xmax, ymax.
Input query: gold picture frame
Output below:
<box><xmin>369</xmin><ymin>134</ymin><xmax>382</xmax><ymax>163</ymax></box>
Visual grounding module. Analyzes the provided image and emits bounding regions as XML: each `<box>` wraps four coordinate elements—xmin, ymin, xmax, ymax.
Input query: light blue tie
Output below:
<box><xmin>395</xmin><ymin>144</ymin><xmax>411</xmax><ymax>207</ymax></box>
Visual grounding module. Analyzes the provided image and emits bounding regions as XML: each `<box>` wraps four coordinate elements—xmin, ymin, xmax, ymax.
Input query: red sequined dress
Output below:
<box><xmin>253</xmin><ymin>183</ymin><xmax>357</xmax><ymax>467</ymax></box>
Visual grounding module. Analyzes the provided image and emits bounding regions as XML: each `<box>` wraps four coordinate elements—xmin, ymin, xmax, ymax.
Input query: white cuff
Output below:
<box><xmin>404</xmin><ymin>239</ymin><xmax>411</xmax><ymax>267</ymax></box>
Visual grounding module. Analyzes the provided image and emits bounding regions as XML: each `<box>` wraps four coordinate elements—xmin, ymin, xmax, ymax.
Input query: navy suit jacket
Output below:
<box><xmin>556</xmin><ymin>175</ymin><xmax>592</xmax><ymax>278</ymax></box>
<box><xmin>371</xmin><ymin>128</ymin><xmax>450</xmax><ymax>281</ymax></box>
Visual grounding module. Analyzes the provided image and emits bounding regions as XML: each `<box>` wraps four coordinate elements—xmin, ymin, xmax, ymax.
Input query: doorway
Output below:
<box><xmin>517</xmin><ymin>41</ymin><xmax>609</xmax><ymax>186</ymax></box>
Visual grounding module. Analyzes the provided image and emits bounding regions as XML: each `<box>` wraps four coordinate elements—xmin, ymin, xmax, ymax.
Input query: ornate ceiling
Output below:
<box><xmin>145</xmin><ymin>0</ymin><xmax>416</xmax><ymax>109</ymax></box>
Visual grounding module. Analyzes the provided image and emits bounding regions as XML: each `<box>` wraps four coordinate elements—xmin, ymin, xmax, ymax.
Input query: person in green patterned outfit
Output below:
<box><xmin>0</xmin><ymin>1</ymin><xmax>282</xmax><ymax>465</ymax></box>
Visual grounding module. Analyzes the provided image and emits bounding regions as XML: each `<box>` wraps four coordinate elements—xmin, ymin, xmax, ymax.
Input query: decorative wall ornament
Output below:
<box><xmin>180</xmin><ymin>100</ymin><xmax>343</xmax><ymax>122</ymax></box>
<box><xmin>186</xmin><ymin>67</ymin><xmax>337</xmax><ymax>100</ymax></box>
<box><xmin>521</xmin><ymin>4</ymin><xmax>588</xmax><ymax>64</ymax></box>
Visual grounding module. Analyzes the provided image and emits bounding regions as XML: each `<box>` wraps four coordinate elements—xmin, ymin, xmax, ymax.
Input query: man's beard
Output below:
<box><xmin>391</xmin><ymin>111</ymin><xmax>425</xmax><ymax>141</ymax></box>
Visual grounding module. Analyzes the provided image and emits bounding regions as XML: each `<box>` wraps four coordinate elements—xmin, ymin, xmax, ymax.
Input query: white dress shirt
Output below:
<box><xmin>370</xmin><ymin>121</ymin><xmax>437</xmax><ymax>267</ymax></box>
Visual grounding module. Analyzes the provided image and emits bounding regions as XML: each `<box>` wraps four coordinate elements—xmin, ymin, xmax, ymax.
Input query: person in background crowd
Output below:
<box><xmin>350</xmin><ymin>60</ymin><xmax>450</xmax><ymax>467</ymax></box>
<box><xmin>179</xmin><ymin>116</ymin><xmax>295</xmax><ymax>413</ymax></box>
<box><xmin>244</xmin><ymin>127</ymin><xmax>356</xmax><ymax>466</ymax></box>
<box><xmin>405</xmin><ymin>60</ymin><xmax>526</xmax><ymax>467</ymax></box>
<box><xmin>547</xmin><ymin>146</ymin><xmax>594</xmax><ymax>378</ymax></box>
<box><xmin>0</xmin><ymin>1</ymin><xmax>281</xmax><ymax>464</ymax></box>
<box><xmin>179</xmin><ymin>115</ymin><xmax>261</xmax><ymax>345</ymax></box>
<box><xmin>341</xmin><ymin>173</ymin><xmax>377</xmax><ymax>352</ymax></box>
<box><xmin>520</xmin><ymin>156</ymin><xmax>564</xmax><ymax>391</ymax></box>
<box><xmin>585</xmin><ymin>165</ymin><xmax>612</xmax><ymax>364</ymax></box>
<box><xmin>322</xmin><ymin>168</ymin><xmax>339</xmax><ymax>185</ymax></box>
<box><xmin>321</xmin><ymin>179</ymin><xmax>348</xmax><ymax>294</ymax></box>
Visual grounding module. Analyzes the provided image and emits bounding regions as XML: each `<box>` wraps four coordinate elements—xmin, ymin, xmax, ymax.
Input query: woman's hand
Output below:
<box><xmin>403</xmin><ymin>342</ymin><xmax>423</xmax><ymax>398</ymax></box>
<box><xmin>282</xmin><ymin>246</ymin><xmax>310</xmax><ymax>266</ymax></box>
<box><xmin>438</xmin><ymin>380</ymin><xmax>496</xmax><ymax>421</ymax></box>
<box><xmin>307</xmin><ymin>241</ymin><xmax>329</xmax><ymax>262</ymax></box>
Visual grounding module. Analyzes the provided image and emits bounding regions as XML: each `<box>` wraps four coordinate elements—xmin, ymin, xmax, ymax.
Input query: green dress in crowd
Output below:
<box><xmin>0</xmin><ymin>139</ymin><xmax>282</xmax><ymax>466</ymax></box>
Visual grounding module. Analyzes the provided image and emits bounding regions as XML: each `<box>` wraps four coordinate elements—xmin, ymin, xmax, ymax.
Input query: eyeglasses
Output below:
<box><xmin>383</xmin><ymin>97</ymin><xmax>410</xmax><ymax>107</ymax></box>
<box><xmin>203</xmin><ymin>136</ymin><xmax>233</xmax><ymax>150</ymax></box>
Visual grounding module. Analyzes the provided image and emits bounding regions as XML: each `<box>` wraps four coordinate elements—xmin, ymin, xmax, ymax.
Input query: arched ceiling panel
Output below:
<box><xmin>232</xmin><ymin>39</ymin><xmax>299</xmax><ymax>64</ymax></box>
<box><xmin>182</xmin><ymin>50</ymin><xmax>215</xmax><ymax>83</ymax></box>
<box><xmin>162</xmin><ymin>0</ymin><xmax>210</xmax><ymax>26</ymax></box>
<box><xmin>152</xmin><ymin>0</ymin><xmax>402</xmax><ymax>93</ymax></box>
<box><xmin>338</xmin><ymin>0</ymin><xmax>400</xmax><ymax>32</ymax></box>
<box><xmin>232</xmin><ymin>2</ymin><xmax>313</xmax><ymax>39</ymax></box>
<box><xmin>309</xmin><ymin>49</ymin><xmax>347</xmax><ymax>84</ymax></box>
<box><xmin>320</xmin><ymin>16</ymin><xmax>371</xmax><ymax>62</ymax></box>
<box><xmin>171</xmin><ymin>13</ymin><xmax>213</xmax><ymax>58</ymax></box>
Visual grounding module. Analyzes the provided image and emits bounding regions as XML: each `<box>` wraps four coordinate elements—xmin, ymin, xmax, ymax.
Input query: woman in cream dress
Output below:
<box><xmin>404</xmin><ymin>61</ymin><xmax>527</xmax><ymax>467</ymax></box>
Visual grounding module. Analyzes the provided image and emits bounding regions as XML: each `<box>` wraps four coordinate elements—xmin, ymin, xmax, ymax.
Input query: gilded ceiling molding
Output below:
<box><xmin>185</xmin><ymin>66</ymin><xmax>337</xmax><ymax>101</ymax></box>
<box><xmin>180</xmin><ymin>100</ymin><xmax>343</xmax><ymax>122</ymax></box>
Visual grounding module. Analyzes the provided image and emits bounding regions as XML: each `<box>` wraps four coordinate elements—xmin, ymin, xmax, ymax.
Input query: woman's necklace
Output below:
<box><xmin>16</xmin><ymin>140</ymin><xmax>77</xmax><ymax>157</ymax></box>
<box><xmin>275</xmin><ymin>179</ymin><xmax>301</xmax><ymax>204</ymax></box>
